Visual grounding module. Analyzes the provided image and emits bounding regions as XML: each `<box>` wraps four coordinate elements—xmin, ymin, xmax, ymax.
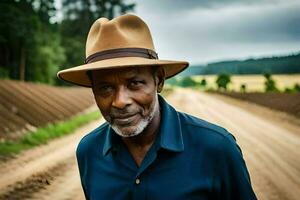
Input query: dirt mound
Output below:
<box><xmin>217</xmin><ymin>92</ymin><xmax>300</xmax><ymax>118</ymax></box>
<box><xmin>0</xmin><ymin>80</ymin><xmax>95</xmax><ymax>141</ymax></box>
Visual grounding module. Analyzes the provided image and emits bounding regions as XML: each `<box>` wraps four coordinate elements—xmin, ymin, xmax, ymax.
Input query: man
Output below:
<box><xmin>58</xmin><ymin>14</ymin><xmax>257</xmax><ymax>200</ymax></box>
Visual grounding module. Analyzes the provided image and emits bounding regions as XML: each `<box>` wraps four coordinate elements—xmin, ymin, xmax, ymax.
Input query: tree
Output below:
<box><xmin>294</xmin><ymin>83</ymin><xmax>300</xmax><ymax>92</ymax></box>
<box><xmin>0</xmin><ymin>0</ymin><xmax>64</xmax><ymax>84</ymax></box>
<box><xmin>263</xmin><ymin>73</ymin><xmax>278</xmax><ymax>92</ymax></box>
<box><xmin>58</xmin><ymin>0</ymin><xmax>136</xmax><ymax>75</ymax></box>
<box><xmin>200</xmin><ymin>78</ymin><xmax>207</xmax><ymax>88</ymax></box>
<box><xmin>178</xmin><ymin>77</ymin><xmax>197</xmax><ymax>88</ymax></box>
<box><xmin>216</xmin><ymin>73</ymin><xmax>231</xmax><ymax>90</ymax></box>
<box><xmin>1</xmin><ymin>0</ymin><xmax>40</xmax><ymax>80</ymax></box>
<box><xmin>286</xmin><ymin>83</ymin><xmax>300</xmax><ymax>93</ymax></box>
<box><xmin>1</xmin><ymin>0</ymin><xmax>135</xmax><ymax>85</ymax></box>
<box><xmin>240</xmin><ymin>84</ymin><xmax>247</xmax><ymax>93</ymax></box>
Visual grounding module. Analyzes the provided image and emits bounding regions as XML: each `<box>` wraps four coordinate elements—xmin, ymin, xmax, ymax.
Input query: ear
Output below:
<box><xmin>155</xmin><ymin>67</ymin><xmax>165</xmax><ymax>93</ymax></box>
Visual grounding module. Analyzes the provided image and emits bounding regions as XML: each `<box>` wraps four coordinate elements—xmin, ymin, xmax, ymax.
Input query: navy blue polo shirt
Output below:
<box><xmin>76</xmin><ymin>95</ymin><xmax>257</xmax><ymax>200</ymax></box>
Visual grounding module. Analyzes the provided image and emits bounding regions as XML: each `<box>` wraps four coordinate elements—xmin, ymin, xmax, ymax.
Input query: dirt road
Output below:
<box><xmin>0</xmin><ymin>89</ymin><xmax>299</xmax><ymax>199</ymax></box>
<box><xmin>0</xmin><ymin>119</ymin><xmax>103</xmax><ymax>200</ymax></box>
<box><xmin>167</xmin><ymin>89</ymin><xmax>300</xmax><ymax>200</ymax></box>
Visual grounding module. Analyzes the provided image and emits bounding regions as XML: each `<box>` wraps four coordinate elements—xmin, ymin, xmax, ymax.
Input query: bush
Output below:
<box><xmin>284</xmin><ymin>83</ymin><xmax>300</xmax><ymax>93</ymax></box>
<box><xmin>216</xmin><ymin>73</ymin><xmax>231</xmax><ymax>91</ymax></box>
<box><xmin>294</xmin><ymin>83</ymin><xmax>300</xmax><ymax>92</ymax></box>
<box><xmin>263</xmin><ymin>73</ymin><xmax>278</xmax><ymax>92</ymax></box>
<box><xmin>240</xmin><ymin>84</ymin><xmax>247</xmax><ymax>93</ymax></box>
<box><xmin>178</xmin><ymin>77</ymin><xmax>198</xmax><ymax>88</ymax></box>
<box><xmin>200</xmin><ymin>78</ymin><xmax>207</xmax><ymax>88</ymax></box>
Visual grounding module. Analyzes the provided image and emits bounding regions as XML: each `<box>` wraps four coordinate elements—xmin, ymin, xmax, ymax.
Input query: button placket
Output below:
<box><xmin>135</xmin><ymin>178</ymin><xmax>141</xmax><ymax>185</ymax></box>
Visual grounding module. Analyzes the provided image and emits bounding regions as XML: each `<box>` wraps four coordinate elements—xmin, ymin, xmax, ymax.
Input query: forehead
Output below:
<box><xmin>91</xmin><ymin>66</ymin><xmax>153</xmax><ymax>80</ymax></box>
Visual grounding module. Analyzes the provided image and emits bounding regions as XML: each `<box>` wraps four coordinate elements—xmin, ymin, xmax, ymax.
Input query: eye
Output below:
<box><xmin>129</xmin><ymin>80</ymin><xmax>145</xmax><ymax>88</ymax></box>
<box><xmin>100</xmin><ymin>85</ymin><xmax>113</xmax><ymax>91</ymax></box>
<box><xmin>94</xmin><ymin>84</ymin><xmax>114</xmax><ymax>96</ymax></box>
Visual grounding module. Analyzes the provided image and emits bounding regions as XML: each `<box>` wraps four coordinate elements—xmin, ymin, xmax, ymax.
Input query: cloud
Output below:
<box><xmin>186</xmin><ymin>3</ymin><xmax>300</xmax><ymax>43</ymax></box>
<box><xmin>127</xmin><ymin>0</ymin><xmax>300</xmax><ymax>64</ymax></box>
<box><xmin>135</xmin><ymin>0</ymin><xmax>297</xmax><ymax>13</ymax></box>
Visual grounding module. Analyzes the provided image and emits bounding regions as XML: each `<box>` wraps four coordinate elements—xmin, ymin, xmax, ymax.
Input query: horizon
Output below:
<box><xmin>189</xmin><ymin>50</ymin><xmax>300</xmax><ymax>66</ymax></box>
<box><xmin>126</xmin><ymin>0</ymin><xmax>300</xmax><ymax>65</ymax></box>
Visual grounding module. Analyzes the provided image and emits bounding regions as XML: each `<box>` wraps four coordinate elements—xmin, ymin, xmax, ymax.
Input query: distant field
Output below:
<box><xmin>193</xmin><ymin>74</ymin><xmax>300</xmax><ymax>92</ymax></box>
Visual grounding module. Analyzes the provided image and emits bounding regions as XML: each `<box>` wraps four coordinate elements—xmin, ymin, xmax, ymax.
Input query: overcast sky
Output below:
<box><xmin>125</xmin><ymin>0</ymin><xmax>300</xmax><ymax>65</ymax></box>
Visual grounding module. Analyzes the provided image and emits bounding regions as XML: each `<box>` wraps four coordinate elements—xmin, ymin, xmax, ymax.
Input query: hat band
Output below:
<box><xmin>85</xmin><ymin>48</ymin><xmax>158</xmax><ymax>64</ymax></box>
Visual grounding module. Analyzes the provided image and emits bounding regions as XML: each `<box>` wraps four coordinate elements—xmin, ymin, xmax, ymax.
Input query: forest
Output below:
<box><xmin>0</xmin><ymin>0</ymin><xmax>135</xmax><ymax>85</ymax></box>
<box><xmin>182</xmin><ymin>53</ymin><xmax>300</xmax><ymax>76</ymax></box>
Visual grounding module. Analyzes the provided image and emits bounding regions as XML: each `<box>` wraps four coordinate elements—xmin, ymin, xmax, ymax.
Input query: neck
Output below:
<box><xmin>122</xmin><ymin>105</ymin><xmax>161</xmax><ymax>148</ymax></box>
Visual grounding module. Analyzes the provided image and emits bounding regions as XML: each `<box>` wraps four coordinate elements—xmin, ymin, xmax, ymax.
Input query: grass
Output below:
<box><xmin>0</xmin><ymin>111</ymin><xmax>101</xmax><ymax>155</ymax></box>
<box><xmin>193</xmin><ymin>74</ymin><xmax>300</xmax><ymax>92</ymax></box>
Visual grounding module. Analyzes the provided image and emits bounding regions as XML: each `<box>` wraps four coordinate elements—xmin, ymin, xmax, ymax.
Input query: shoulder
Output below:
<box><xmin>178</xmin><ymin>111</ymin><xmax>233</xmax><ymax>139</ymax></box>
<box><xmin>76</xmin><ymin>122</ymin><xmax>109</xmax><ymax>158</ymax></box>
<box><xmin>178</xmin><ymin>112</ymin><xmax>239</xmax><ymax>153</ymax></box>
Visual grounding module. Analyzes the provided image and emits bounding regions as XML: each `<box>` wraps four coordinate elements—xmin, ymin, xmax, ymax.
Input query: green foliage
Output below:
<box><xmin>294</xmin><ymin>83</ymin><xmax>300</xmax><ymax>92</ymax></box>
<box><xmin>27</xmin><ymin>32</ymin><xmax>66</xmax><ymax>84</ymax></box>
<box><xmin>200</xmin><ymin>78</ymin><xmax>207</xmax><ymax>87</ymax></box>
<box><xmin>0</xmin><ymin>0</ymin><xmax>135</xmax><ymax>85</ymax></box>
<box><xmin>240</xmin><ymin>84</ymin><xmax>247</xmax><ymax>93</ymax></box>
<box><xmin>216</xmin><ymin>73</ymin><xmax>231</xmax><ymax>90</ymax></box>
<box><xmin>284</xmin><ymin>83</ymin><xmax>300</xmax><ymax>93</ymax></box>
<box><xmin>179</xmin><ymin>77</ymin><xmax>198</xmax><ymax>87</ymax></box>
<box><xmin>0</xmin><ymin>0</ymin><xmax>63</xmax><ymax>84</ymax></box>
<box><xmin>0</xmin><ymin>67</ymin><xmax>9</xmax><ymax>78</ymax></box>
<box><xmin>264</xmin><ymin>73</ymin><xmax>278</xmax><ymax>92</ymax></box>
<box><xmin>0</xmin><ymin>111</ymin><xmax>101</xmax><ymax>155</ymax></box>
<box><xmin>58</xmin><ymin>0</ymin><xmax>136</xmax><ymax>75</ymax></box>
<box><xmin>263</xmin><ymin>73</ymin><xmax>271</xmax><ymax>80</ymax></box>
<box><xmin>165</xmin><ymin>76</ymin><xmax>198</xmax><ymax>88</ymax></box>
<box><xmin>189</xmin><ymin>53</ymin><xmax>300</xmax><ymax>75</ymax></box>
<box><xmin>165</xmin><ymin>77</ymin><xmax>180</xmax><ymax>85</ymax></box>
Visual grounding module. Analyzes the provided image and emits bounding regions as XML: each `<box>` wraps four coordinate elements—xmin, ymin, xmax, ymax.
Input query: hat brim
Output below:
<box><xmin>57</xmin><ymin>57</ymin><xmax>189</xmax><ymax>87</ymax></box>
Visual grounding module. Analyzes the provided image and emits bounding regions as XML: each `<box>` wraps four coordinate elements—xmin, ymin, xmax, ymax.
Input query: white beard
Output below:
<box><xmin>111</xmin><ymin>96</ymin><xmax>159</xmax><ymax>138</ymax></box>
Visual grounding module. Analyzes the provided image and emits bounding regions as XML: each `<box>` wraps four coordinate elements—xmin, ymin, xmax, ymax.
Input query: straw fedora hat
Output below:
<box><xmin>57</xmin><ymin>14</ymin><xmax>189</xmax><ymax>87</ymax></box>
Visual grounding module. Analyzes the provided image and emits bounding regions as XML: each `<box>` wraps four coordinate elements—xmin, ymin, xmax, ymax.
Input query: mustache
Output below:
<box><xmin>109</xmin><ymin>107</ymin><xmax>142</xmax><ymax>118</ymax></box>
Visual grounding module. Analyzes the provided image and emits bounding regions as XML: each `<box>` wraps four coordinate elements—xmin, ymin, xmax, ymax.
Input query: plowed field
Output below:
<box><xmin>0</xmin><ymin>80</ymin><xmax>95</xmax><ymax>141</ymax></box>
<box><xmin>217</xmin><ymin>91</ymin><xmax>300</xmax><ymax>118</ymax></box>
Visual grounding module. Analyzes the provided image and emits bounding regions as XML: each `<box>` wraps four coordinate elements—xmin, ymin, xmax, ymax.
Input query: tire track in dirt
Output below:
<box><xmin>29</xmin><ymin>157</ymin><xmax>85</xmax><ymax>200</ymax></box>
<box><xmin>167</xmin><ymin>88</ymin><xmax>300</xmax><ymax>200</ymax></box>
<box><xmin>2</xmin><ymin>89</ymin><xmax>299</xmax><ymax>199</ymax></box>
<box><xmin>0</xmin><ymin>119</ymin><xmax>103</xmax><ymax>199</ymax></box>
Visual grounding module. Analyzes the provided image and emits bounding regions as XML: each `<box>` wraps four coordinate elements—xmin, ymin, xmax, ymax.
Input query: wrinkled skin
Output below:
<box><xmin>91</xmin><ymin>66</ymin><xmax>164</xmax><ymax>138</ymax></box>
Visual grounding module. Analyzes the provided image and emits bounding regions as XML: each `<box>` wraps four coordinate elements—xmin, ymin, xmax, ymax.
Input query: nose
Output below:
<box><xmin>112</xmin><ymin>86</ymin><xmax>132</xmax><ymax>109</ymax></box>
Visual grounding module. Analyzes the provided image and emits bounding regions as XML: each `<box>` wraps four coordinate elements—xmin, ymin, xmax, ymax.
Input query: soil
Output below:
<box><xmin>0</xmin><ymin>119</ymin><xmax>103</xmax><ymax>200</ymax></box>
<box><xmin>217</xmin><ymin>91</ymin><xmax>300</xmax><ymax>118</ymax></box>
<box><xmin>167</xmin><ymin>89</ymin><xmax>300</xmax><ymax>200</ymax></box>
<box><xmin>0</xmin><ymin>88</ymin><xmax>299</xmax><ymax>200</ymax></box>
<box><xmin>0</xmin><ymin>80</ymin><xmax>95</xmax><ymax>141</ymax></box>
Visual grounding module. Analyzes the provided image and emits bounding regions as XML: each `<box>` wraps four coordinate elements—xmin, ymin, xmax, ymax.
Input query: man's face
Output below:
<box><xmin>91</xmin><ymin>66</ymin><xmax>162</xmax><ymax>137</ymax></box>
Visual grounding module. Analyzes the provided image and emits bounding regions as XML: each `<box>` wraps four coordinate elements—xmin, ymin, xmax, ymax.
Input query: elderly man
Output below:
<box><xmin>58</xmin><ymin>14</ymin><xmax>257</xmax><ymax>200</ymax></box>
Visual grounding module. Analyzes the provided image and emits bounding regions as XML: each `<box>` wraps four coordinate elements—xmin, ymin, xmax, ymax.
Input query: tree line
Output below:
<box><xmin>168</xmin><ymin>73</ymin><xmax>300</xmax><ymax>93</ymax></box>
<box><xmin>0</xmin><ymin>0</ymin><xmax>135</xmax><ymax>85</ymax></box>
<box><xmin>181</xmin><ymin>53</ymin><xmax>300</xmax><ymax>76</ymax></box>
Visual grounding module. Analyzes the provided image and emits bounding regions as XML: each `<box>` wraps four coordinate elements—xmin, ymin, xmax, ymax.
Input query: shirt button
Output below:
<box><xmin>135</xmin><ymin>178</ymin><xmax>141</xmax><ymax>185</ymax></box>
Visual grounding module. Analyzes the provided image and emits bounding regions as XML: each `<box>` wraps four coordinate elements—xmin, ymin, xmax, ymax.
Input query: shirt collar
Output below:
<box><xmin>157</xmin><ymin>95</ymin><xmax>184</xmax><ymax>152</ymax></box>
<box><xmin>103</xmin><ymin>125</ymin><xmax>113</xmax><ymax>156</ymax></box>
<box><xmin>102</xmin><ymin>95</ymin><xmax>184</xmax><ymax>156</ymax></box>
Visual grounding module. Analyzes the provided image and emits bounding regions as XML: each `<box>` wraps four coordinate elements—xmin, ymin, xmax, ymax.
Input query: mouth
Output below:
<box><xmin>113</xmin><ymin>113</ymin><xmax>139</xmax><ymax>125</ymax></box>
